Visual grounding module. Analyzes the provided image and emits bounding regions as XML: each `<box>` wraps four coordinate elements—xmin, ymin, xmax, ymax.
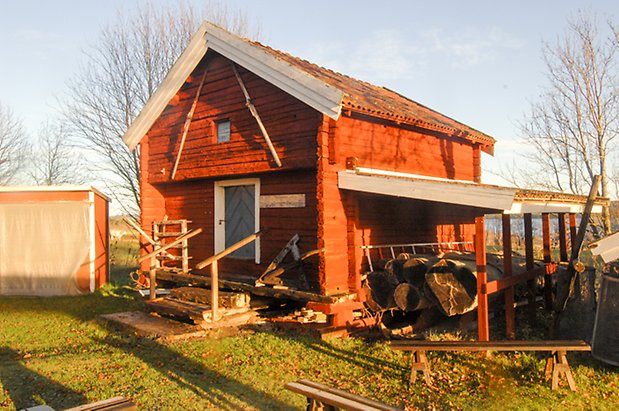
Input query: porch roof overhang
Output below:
<box><xmin>337</xmin><ymin>168</ymin><xmax>516</xmax><ymax>211</ymax></box>
<box><xmin>338</xmin><ymin>168</ymin><xmax>606</xmax><ymax>214</ymax></box>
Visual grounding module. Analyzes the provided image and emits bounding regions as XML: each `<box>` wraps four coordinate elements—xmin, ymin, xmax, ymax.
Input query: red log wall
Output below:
<box><xmin>145</xmin><ymin>51</ymin><xmax>321</xmax><ymax>184</ymax></box>
<box><xmin>317</xmin><ymin>112</ymin><xmax>482</xmax><ymax>295</ymax></box>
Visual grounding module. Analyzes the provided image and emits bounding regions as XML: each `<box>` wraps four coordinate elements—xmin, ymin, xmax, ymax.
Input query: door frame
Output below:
<box><xmin>214</xmin><ymin>178</ymin><xmax>260</xmax><ymax>263</ymax></box>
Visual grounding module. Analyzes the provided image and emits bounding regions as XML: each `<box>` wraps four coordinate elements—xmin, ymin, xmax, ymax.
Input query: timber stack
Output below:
<box><xmin>364</xmin><ymin>252</ymin><xmax>534</xmax><ymax>317</ymax></box>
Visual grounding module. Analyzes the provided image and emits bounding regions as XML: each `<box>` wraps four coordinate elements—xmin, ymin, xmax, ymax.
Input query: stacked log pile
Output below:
<box><xmin>364</xmin><ymin>252</ymin><xmax>531</xmax><ymax>317</ymax></box>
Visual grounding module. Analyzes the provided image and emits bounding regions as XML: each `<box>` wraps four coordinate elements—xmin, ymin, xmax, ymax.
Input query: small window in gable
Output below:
<box><xmin>216</xmin><ymin>119</ymin><xmax>231</xmax><ymax>143</ymax></box>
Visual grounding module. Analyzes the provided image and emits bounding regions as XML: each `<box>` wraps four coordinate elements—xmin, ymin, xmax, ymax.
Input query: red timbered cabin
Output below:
<box><xmin>123</xmin><ymin>22</ymin><xmax>605</xmax><ymax>338</ymax></box>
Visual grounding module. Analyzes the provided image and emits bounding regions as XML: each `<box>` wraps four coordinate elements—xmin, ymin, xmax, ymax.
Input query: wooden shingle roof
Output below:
<box><xmin>251</xmin><ymin>41</ymin><xmax>496</xmax><ymax>153</ymax></box>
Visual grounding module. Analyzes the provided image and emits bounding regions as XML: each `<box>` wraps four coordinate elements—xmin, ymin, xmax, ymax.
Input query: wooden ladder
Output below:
<box><xmin>152</xmin><ymin>219</ymin><xmax>192</xmax><ymax>273</ymax></box>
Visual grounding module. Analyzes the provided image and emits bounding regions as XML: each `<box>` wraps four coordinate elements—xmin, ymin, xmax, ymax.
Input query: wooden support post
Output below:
<box><xmin>475</xmin><ymin>216</ymin><xmax>489</xmax><ymax>342</ymax></box>
<box><xmin>542</xmin><ymin>213</ymin><xmax>553</xmax><ymax>311</ymax></box>
<box><xmin>558</xmin><ymin>213</ymin><xmax>568</xmax><ymax>262</ymax></box>
<box><xmin>524</xmin><ymin>213</ymin><xmax>536</xmax><ymax>322</ymax></box>
<box><xmin>181</xmin><ymin>220</ymin><xmax>189</xmax><ymax>273</ymax></box>
<box><xmin>569</xmin><ymin>213</ymin><xmax>577</xmax><ymax>253</ymax></box>
<box><xmin>502</xmin><ymin>214</ymin><xmax>515</xmax><ymax>339</ymax></box>
<box><xmin>211</xmin><ymin>260</ymin><xmax>219</xmax><ymax>322</ymax></box>
<box><xmin>231</xmin><ymin>63</ymin><xmax>282</xmax><ymax>167</ymax></box>
<box><xmin>171</xmin><ymin>69</ymin><xmax>208</xmax><ymax>180</ymax></box>
<box><xmin>149</xmin><ymin>255</ymin><xmax>156</xmax><ymax>301</ymax></box>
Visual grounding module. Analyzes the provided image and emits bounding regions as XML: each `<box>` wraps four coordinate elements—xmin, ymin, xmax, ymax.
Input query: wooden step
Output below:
<box><xmin>145</xmin><ymin>297</ymin><xmax>210</xmax><ymax>325</ymax></box>
<box><xmin>144</xmin><ymin>297</ymin><xmax>252</xmax><ymax>325</ymax></box>
<box><xmin>155</xmin><ymin>232</ymin><xmax>185</xmax><ymax>238</ymax></box>
<box><xmin>170</xmin><ymin>287</ymin><xmax>250</xmax><ymax>309</ymax></box>
<box><xmin>155</xmin><ymin>220</ymin><xmax>192</xmax><ymax>225</ymax></box>
<box><xmin>157</xmin><ymin>255</ymin><xmax>192</xmax><ymax>261</ymax></box>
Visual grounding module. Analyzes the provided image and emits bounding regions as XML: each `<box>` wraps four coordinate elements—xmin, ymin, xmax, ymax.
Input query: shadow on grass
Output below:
<box><xmin>1</xmin><ymin>281</ymin><xmax>297</xmax><ymax>410</ymax></box>
<box><xmin>92</xmin><ymin>325</ymin><xmax>296</xmax><ymax>410</ymax></box>
<box><xmin>251</xmin><ymin>327</ymin><xmax>408</xmax><ymax>381</ymax></box>
<box><xmin>0</xmin><ymin>347</ymin><xmax>88</xmax><ymax>410</ymax></box>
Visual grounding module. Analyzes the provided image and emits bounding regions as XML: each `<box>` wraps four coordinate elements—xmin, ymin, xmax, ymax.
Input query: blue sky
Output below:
<box><xmin>1</xmin><ymin>0</ymin><xmax>618</xmax><ymax>186</ymax></box>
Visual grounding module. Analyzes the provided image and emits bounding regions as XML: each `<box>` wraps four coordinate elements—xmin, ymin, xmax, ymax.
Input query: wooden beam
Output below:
<box><xmin>138</xmin><ymin>228</ymin><xmax>203</xmax><ymax>262</ymax></box>
<box><xmin>569</xmin><ymin>213</ymin><xmax>578</xmax><ymax>251</ymax></box>
<box><xmin>542</xmin><ymin>212</ymin><xmax>553</xmax><ymax>311</ymax></box>
<box><xmin>524</xmin><ymin>213</ymin><xmax>536</xmax><ymax>321</ymax></box>
<box><xmin>211</xmin><ymin>260</ymin><xmax>219</xmax><ymax>321</ymax></box>
<box><xmin>171</xmin><ymin>69</ymin><xmax>208</xmax><ymax>180</ymax></box>
<box><xmin>149</xmin><ymin>256</ymin><xmax>157</xmax><ymax>301</ymax></box>
<box><xmin>124</xmin><ymin>217</ymin><xmax>174</xmax><ymax>259</ymax></box>
<box><xmin>484</xmin><ymin>264</ymin><xmax>557</xmax><ymax>294</ymax></box>
<box><xmin>502</xmin><ymin>214</ymin><xmax>515</xmax><ymax>339</ymax></box>
<box><xmin>571</xmin><ymin>175</ymin><xmax>601</xmax><ymax>263</ymax></box>
<box><xmin>558</xmin><ymin>213</ymin><xmax>568</xmax><ymax>262</ymax></box>
<box><xmin>231</xmin><ymin>63</ymin><xmax>282</xmax><ymax>167</ymax></box>
<box><xmin>475</xmin><ymin>216</ymin><xmax>489</xmax><ymax>342</ymax></box>
<box><xmin>558</xmin><ymin>175</ymin><xmax>601</xmax><ymax>314</ymax></box>
<box><xmin>196</xmin><ymin>231</ymin><xmax>261</xmax><ymax>269</ymax></box>
<box><xmin>154</xmin><ymin>269</ymin><xmax>337</xmax><ymax>304</ymax></box>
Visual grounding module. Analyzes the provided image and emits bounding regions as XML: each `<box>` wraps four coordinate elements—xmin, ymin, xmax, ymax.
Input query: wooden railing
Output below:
<box><xmin>195</xmin><ymin>231</ymin><xmax>262</xmax><ymax>322</ymax></box>
<box><xmin>138</xmin><ymin>228</ymin><xmax>203</xmax><ymax>301</ymax></box>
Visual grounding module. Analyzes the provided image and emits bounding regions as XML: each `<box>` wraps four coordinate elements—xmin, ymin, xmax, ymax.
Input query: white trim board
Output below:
<box><xmin>590</xmin><ymin>231</ymin><xmax>619</xmax><ymax>263</ymax></box>
<box><xmin>214</xmin><ymin>178</ymin><xmax>261</xmax><ymax>264</ymax></box>
<box><xmin>506</xmin><ymin>202</ymin><xmax>604</xmax><ymax>215</ymax></box>
<box><xmin>337</xmin><ymin>170</ymin><xmax>516</xmax><ymax>211</ymax></box>
<box><xmin>122</xmin><ymin>22</ymin><xmax>343</xmax><ymax>151</ymax></box>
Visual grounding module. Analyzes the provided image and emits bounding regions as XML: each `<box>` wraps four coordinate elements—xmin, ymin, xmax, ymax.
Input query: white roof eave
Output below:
<box><xmin>122</xmin><ymin>22</ymin><xmax>343</xmax><ymax>151</ymax></box>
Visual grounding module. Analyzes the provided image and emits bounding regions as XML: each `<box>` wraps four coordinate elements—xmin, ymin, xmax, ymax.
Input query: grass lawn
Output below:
<box><xmin>1</xmin><ymin>244</ymin><xmax>618</xmax><ymax>410</ymax></box>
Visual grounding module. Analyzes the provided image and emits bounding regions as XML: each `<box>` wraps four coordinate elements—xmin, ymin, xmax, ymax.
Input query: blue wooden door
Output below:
<box><xmin>224</xmin><ymin>185</ymin><xmax>255</xmax><ymax>258</ymax></box>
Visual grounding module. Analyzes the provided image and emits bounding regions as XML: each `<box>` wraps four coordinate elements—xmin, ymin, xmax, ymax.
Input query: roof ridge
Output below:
<box><xmin>247</xmin><ymin>38</ymin><xmax>495</xmax><ymax>149</ymax></box>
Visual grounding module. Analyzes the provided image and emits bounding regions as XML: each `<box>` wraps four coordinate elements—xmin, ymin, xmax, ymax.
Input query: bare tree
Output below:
<box><xmin>0</xmin><ymin>102</ymin><xmax>28</xmax><ymax>185</ymax></box>
<box><xmin>514</xmin><ymin>12</ymin><xmax>618</xmax><ymax>234</ymax></box>
<box><xmin>30</xmin><ymin>120</ymin><xmax>85</xmax><ymax>186</ymax></box>
<box><xmin>63</xmin><ymin>1</ymin><xmax>259</xmax><ymax>217</ymax></box>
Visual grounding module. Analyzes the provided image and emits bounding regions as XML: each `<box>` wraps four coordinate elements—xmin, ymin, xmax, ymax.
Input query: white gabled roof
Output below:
<box><xmin>122</xmin><ymin>22</ymin><xmax>344</xmax><ymax>151</ymax></box>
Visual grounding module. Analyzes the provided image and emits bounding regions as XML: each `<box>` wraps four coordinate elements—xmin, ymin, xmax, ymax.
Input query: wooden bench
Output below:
<box><xmin>25</xmin><ymin>396</ymin><xmax>136</xmax><ymax>411</ymax></box>
<box><xmin>285</xmin><ymin>379</ymin><xmax>402</xmax><ymax>411</ymax></box>
<box><xmin>391</xmin><ymin>340</ymin><xmax>591</xmax><ymax>391</ymax></box>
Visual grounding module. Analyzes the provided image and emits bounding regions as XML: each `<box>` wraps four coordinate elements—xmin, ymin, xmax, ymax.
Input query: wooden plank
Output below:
<box><xmin>124</xmin><ymin>217</ymin><xmax>174</xmax><ymax>259</ymax></box>
<box><xmin>64</xmin><ymin>396</ymin><xmax>136</xmax><ymax>411</ymax></box>
<box><xmin>555</xmin><ymin>176</ymin><xmax>602</xmax><ymax>321</ymax></box>
<box><xmin>211</xmin><ymin>260</ymin><xmax>219</xmax><ymax>321</ymax></box>
<box><xmin>144</xmin><ymin>297</ymin><xmax>210</xmax><ymax>324</ymax></box>
<box><xmin>284</xmin><ymin>381</ymin><xmax>400</xmax><ymax>411</ymax></box>
<box><xmin>231</xmin><ymin>62</ymin><xmax>282</xmax><ymax>167</ymax></box>
<box><xmin>171</xmin><ymin>69</ymin><xmax>208</xmax><ymax>180</ymax></box>
<box><xmin>558</xmin><ymin>213</ymin><xmax>568</xmax><ymax>262</ymax></box>
<box><xmin>139</xmin><ymin>228</ymin><xmax>203</xmax><ymax>262</ymax></box>
<box><xmin>391</xmin><ymin>340</ymin><xmax>591</xmax><ymax>352</ymax></box>
<box><xmin>195</xmin><ymin>231</ymin><xmax>261</xmax><ymax>269</ymax></box>
<box><xmin>153</xmin><ymin>270</ymin><xmax>337</xmax><ymax>304</ymax></box>
<box><xmin>569</xmin><ymin>213</ymin><xmax>578</xmax><ymax>251</ymax></box>
<box><xmin>542</xmin><ymin>212</ymin><xmax>553</xmax><ymax>311</ymax></box>
<box><xmin>502</xmin><ymin>214</ymin><xmax>515</xmax><ymax>339</ymax></box>
<box><xmin>287</xmin><ymin>380</ymin><xmax>401</xmax><ymax>411</ymax></box>
<box><xmin>475</xmin><ymin>216</ymin><xmax>489</xmax><ymax>342</ymax></box>
<box><xmin>484</xmin><ymin>264</ymin><xmax>556</xmax><ymax>294</ymax></box>
<box><xmin>524</xmin><ymin>213</ymin><xmax>536</xmax><ymax>321</ymax></box>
